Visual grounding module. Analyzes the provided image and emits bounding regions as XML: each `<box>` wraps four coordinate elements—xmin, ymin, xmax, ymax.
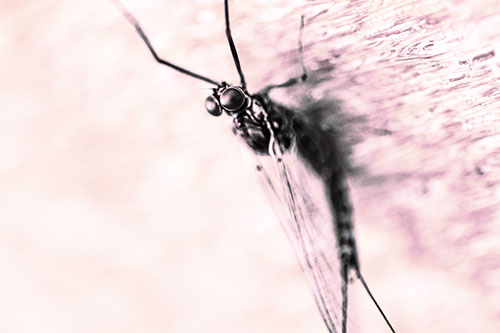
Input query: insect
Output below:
<box><xmin>112</xmin><ymin>1</ymin><xmax>397</xmax><ymax>332</ymax></box>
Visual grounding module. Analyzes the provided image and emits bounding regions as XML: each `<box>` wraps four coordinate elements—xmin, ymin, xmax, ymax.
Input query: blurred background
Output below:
<box><xmin>0</xmin><ymin>0</ymin><xmax>499</xmax><ymax>332</ymax></box>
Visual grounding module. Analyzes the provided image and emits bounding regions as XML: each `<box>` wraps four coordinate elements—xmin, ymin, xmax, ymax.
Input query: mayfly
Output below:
<box><xmin>112</xmin><ymin>1</ymin><xmax>397</xmax><ymax>332</ymax></box>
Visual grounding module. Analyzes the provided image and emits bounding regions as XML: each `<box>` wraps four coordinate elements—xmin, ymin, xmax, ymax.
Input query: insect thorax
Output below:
<box><xmin>232</xmin><ymin>93</ymin><xmax>294</xmax><ymax>155</ymax></box>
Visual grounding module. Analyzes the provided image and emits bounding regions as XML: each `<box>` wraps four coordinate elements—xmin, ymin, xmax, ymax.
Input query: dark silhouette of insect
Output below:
<box><xmin>111</xmin><ymin>1</ymin><xmax>397</xmax><ymax>332</ymax></box>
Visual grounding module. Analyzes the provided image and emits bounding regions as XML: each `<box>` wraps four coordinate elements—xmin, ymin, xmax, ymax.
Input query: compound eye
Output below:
<box><xmin>205</xmin><ymin>96</ymin><xmax>222</xmax><ymax>116</ymax></box>
<box><xmin>220</xmin><ymin>87</ymin><xmax>246</xmax><ymax>112</ymax></box>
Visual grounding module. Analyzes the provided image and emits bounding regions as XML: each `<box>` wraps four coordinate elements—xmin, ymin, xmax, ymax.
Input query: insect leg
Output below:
<box><xmin>357</xmin><ymin>272</ymin><xmax>397</xmax><ymax>333</ymax></box>
<box><xmin>110</xmin><ymin>0</ymin><xmax>221</xmax><ymax>86</ymax></box>
<box><xmin>224</xmin><ymin>0</ymin><xmax>247</xmax><ymax>89</ymax></box>
<box><xmin>298</xmin><ymin>15</ymin><xmax>308</xmax><ymax>82</ymax></box>
<box><xmin>262</xmin><ymin>15</ymin><xmax>308</xmax><ymax>94</ymax></box>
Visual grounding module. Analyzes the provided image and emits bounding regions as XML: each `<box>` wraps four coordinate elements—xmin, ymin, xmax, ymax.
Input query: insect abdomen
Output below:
<box><xmin>293</xmin><ymin>114</ymin><xmax>360</xmax><ymax>274</ymax></box>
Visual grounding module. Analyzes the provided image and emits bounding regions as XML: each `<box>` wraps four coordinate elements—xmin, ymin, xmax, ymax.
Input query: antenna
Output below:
<box><xmin>111</xmin><ymin>0</ymin><xmax>221</xmax><ymax>86</ymax></box>
<box><xmin>224</xmin><ymin>0</ymin><xmax>247</xmax><ymax>89</ymax></box>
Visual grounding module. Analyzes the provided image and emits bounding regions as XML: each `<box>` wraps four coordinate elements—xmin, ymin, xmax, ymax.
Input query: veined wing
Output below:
<box><xmin>255</xmin><ymin>144</ymin><xmax>358</xmax><ymax>333</ymax></box>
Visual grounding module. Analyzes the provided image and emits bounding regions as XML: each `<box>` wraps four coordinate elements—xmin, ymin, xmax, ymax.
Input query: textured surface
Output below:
<box><xmin>1</xmin><ymin>0</ymin><xmax>499</xmax><ymax>332</ymax></box>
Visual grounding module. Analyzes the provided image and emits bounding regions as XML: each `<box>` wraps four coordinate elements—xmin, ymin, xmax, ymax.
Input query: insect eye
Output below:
<box><xmin>205</xmin><ymin>96</ymin><xmax>222</xmax><ymax>116</ymax></box>
<box><xmin>220</xmin><ymin>87</ymin><xmax>246</xmax><ymax>111</ymax></box>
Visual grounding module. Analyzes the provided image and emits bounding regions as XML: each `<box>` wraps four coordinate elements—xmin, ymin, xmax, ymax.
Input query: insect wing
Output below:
<box><xmin>255</xmin><ymin>148</ymin><xmax>357</xmax><ymax>333</ymax></box>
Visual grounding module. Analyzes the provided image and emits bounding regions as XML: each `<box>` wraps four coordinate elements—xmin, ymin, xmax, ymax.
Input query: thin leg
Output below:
<box><xmin>298</xmin><ymin>15</ymin><xmax>308</xmax><ymax>82</ymax></box>
<box><xmin>262</xmin><ymin>15</ymin><xmax>309</xmax><ymax>94</ymax></box>
<box><xmin>111</xmin><ymin>0</ymin><xmax>221</xmax><ymax>86</ymax></box>
<box><xmin>224</xmin><ymin>0</ymin><xmax>247</xmax><ymax>89</ymax></box>
<box><xmin>357</xmin><ymin>271</ymin><xmax>397</xmax><ymax>333</ymax></box>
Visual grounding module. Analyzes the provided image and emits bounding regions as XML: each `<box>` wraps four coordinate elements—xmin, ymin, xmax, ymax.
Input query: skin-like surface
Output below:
<box><xmin>1</xmin><ymin>0</ymin><xmax>499</xmax><ymax>332</ymax></box>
